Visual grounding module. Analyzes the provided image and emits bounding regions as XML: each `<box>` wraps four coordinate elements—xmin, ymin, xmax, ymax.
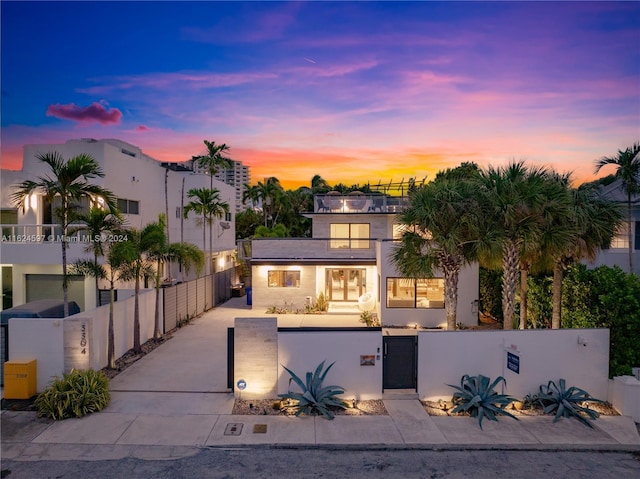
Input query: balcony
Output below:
<box><xmin>313</xmin><ymin>193</ymin><xmax>408</xmax><ymax>214</ymax></box>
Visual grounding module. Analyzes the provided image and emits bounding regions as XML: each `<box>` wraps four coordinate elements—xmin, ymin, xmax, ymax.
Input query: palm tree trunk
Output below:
<box><xmin>203</xmin><ymin>214</ymin><xmax>207</xmax><ymax>276</ymax></box>
<box><xmin>519</xmin><ymin>268</ymin><xmax>528</xmax><ymax>329</ymax></box>
<box><xmin>444</xmin><ymin>268</ymin><xmax>460</xmax><ymax>331</ymax></box>
<box><xmin>502</xmin><ymin>240</ymin><xmax>519</xmax><ymax>330</ymax></box>
<box><xmin>133</xmin><ymin>273</ymin><xmax>141</xmax><ymax>353</ymax></box>
<box><xmin>165</xmin><ymin>167</ymin><xmax>171</xmax><ymax>281</ymax></box>
<box><xmin>551</xmin><ymin>262</ymin><xmax>563</xmax><ymax>329</ymax></box>
<box><xmin>62</xmin><ymin>209</ymin><xmax>69</xmax><ymax>317</ymax></box>
<box><xmin>94</xmin><ymin>251</ymin><xmax>100</xmax><ymax>307</ymax></box>
<box><xmin>627</xmin><ymin>194</ymin><xmax>634</xmax><ymax>274</ymax></box>
<box><xmin>108</xmin><ymin>282</ymin><xmax>115</xmax><ymax>369</ymax></box>
<box><xmin>153</xmin><ymin>260</ymin><xmax>161</xmax><ymax>340</ymax></box>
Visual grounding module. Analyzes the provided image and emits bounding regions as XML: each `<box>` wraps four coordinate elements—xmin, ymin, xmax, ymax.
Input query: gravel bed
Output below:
<box><xmin>232</xmin><ymin>399</ymin><xmax>388</xmax><ymax>416</ymax></box>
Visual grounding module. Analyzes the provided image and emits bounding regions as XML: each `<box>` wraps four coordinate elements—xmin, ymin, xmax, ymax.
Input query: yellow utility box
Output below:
<box><xmin>4</xmin><ymin>359</ymin><xmax>37</xmax><ymax>399</ymax></box>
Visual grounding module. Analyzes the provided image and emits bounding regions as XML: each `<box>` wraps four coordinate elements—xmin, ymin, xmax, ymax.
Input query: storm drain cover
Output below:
<box><xmin>224</xmin><ymin>423</ymin><xmax>243</xmax><ymax>436</ymax></box>
<box><xmin>253</xmin><ymin>424</ymin><xmax>267</xmax><ymax>434</ymax></box>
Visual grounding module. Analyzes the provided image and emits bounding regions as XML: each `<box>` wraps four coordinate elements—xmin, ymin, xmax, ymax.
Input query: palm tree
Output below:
<box><xmin>545</xmin><ymin>187</ymin><xmax>623</xmax><ymax>328</ymax></box>
<box><xmin>183</xmin><ymin>188</ymin><xmax>229</xmax><ymax>276</ymax></box>
<box><xmin>478</xmin><ymin>162</ymin><xmax>551</xmax><ymax>330</ymax></box>
<box><xmin>118</xmin><ymin>223</ymin><xmax>164</xmax><ymax>353</ymax></box>
<box><xmin>72</xmin><ymin>240</ymin><xmax>132</xmax><ymax>368</ymax></box>
<box><xmin>594</xmin><ymin>143</ymin><xmax>640</xmax><ymax>274</ymax></box>
<box><xmin>11</xmin><ymin>151</ymin><xmax>117</xmax><ymax>317</ymax></box>
<box><xmin>147</xmin><ymin>214</ymin><xmax>203</xmax><ymax>339</ymax></box>
<box><xmin>74</xmin><ymin>205</ymin><xmax>124</xmax><ymax>306</ymax></box>
<box><xmin>311</xmin><ymin>174</ymin><xmax>331</xmax><ymax>194</ymax></box>
<box><xmin>193</xmin><ymin>140</ymin><xmax>233</xmax><ymax>189</ymax></box>
<box><xmin>392</xmin><ymin>173</ymin><xmax>483</xmax><ymax>330</ymax></box>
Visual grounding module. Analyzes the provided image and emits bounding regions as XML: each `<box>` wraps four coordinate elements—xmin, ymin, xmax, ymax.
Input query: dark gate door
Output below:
<box><xmin>383</xmin><ymin>336</ymin><xmax>417</xmax><ymax>390</ymax></box>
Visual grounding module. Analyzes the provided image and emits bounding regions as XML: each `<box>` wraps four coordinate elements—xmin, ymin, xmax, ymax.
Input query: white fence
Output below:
<box><xmin>8</xmin><ymin>289</ymin><xmax>156</xmax><ymax>391</ymax></box>
<box><xmin>417</xmin><ymin>329</ymin><xmax>610</xmax><ymax>401</ymax></box>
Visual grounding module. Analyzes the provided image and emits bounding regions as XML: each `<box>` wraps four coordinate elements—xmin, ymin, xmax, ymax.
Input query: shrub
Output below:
<box><xmin>448</xmin><ymin>374</ymin><xmax>518</xmax><ymax>429</ymax></box>
<box><xmin>35</xmin><ymin>369</ymin><xmax>110</xmax><ymax>420</ymax></box>
<box><xmin>359</xmin><ymin>311</ymin><xmax>380</xmax><ymax>327</ymax></box>
<box><xmin>538</xmin><ymin>379</ymin><xmax>604</xmax><ymax>428</ymax></box>
<box><xmin>278</xmin><ymin>360</ymin><xmax>346</xmax><ymax>420</ymax></box>
<box><xmin>315</xmin><ymin>292</ymin><xmax>329</xmax><ymax>312</ymax></box>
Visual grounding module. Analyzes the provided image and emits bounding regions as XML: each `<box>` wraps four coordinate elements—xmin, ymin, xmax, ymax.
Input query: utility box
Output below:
<box><xmin>4</xmin><ymin>359</ymin><xmax>37</xmax><ymax>399</ymax></box>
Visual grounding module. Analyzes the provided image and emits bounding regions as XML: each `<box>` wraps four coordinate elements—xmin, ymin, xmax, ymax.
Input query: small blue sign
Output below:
<box><xmin>507</xmin><ymin>351</ymin><xmax>520</xmax><ymax>374</ymax></box>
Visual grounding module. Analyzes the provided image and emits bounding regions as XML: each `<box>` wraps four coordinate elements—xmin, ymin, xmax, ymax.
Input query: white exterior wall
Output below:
<box><xmin>378</xmin><ymin>240</ymin><xmax>479</xmax><ymax>328</ymax></box>
<box><xmin>278</xmin><ymin>330</ymin><xmax>383</xmax><ymax>400</ymax></box>
<box><xmin>417</xmin><ymin>329</ymin><xmax>610</xmax><ymax>402</ymax></box>
<box><xmin>8</xmin><ymin>288</ymin><xmax>156</xmax><ymax>391</ymax></box>
<box><xmin>1</xmin><ymin>139</ymin><xmax>237</xmax><ymax>311</ymax></box>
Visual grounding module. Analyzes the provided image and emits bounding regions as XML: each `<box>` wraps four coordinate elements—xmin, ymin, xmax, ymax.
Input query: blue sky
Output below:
<box><xmin>2</xmin><ymin>1</ymin><xmax>639</xmax><ymax>188</ymax></box>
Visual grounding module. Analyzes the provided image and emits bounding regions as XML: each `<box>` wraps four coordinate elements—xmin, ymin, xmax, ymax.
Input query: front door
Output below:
<box><xmin>325</xmin><ymin>268</ymin><xmax>365</xmax><ymax>301</ymax></box>
<box><xmin>383</xmin><ymin>336</ymin><xmax>417</xmax><ymax>390</ymax></box>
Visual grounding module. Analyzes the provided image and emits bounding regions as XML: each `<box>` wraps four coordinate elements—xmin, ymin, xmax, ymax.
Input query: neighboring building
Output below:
<box><xmin>240</xmin><ymin>191</ymin><xmax>479</xmax><ymax>329</ymax></box>
<box><xmin>588</xmin><ymin>179</ymin><xmax>640</xmax><ymax>276</ymax></box>
<box><xmin>191</xmin><ymin>158</ymin><xmax>250</xmax><ymax>213</ymax></box>
<box><xmin>0</xmin><ymin>138</ymin><xmax>237</xmax><ymax>312</ymax></box>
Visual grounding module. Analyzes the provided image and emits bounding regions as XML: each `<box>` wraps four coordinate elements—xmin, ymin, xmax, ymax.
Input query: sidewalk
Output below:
<box><xmin>2</xmin><ymin>298</ymin><xmax>639</xmax><ymax>461</ymax></box>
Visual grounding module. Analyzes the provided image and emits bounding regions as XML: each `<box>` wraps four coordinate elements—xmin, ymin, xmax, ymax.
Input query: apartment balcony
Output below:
<box><xmin>313</xmin><ymin>193</ymin><xmax>409</xmax><ymax>214</ymax></box>
<box><xmin>248</xmin><ymin>238</ymin><xmax>376</xmax><ymax>263</ymax></box>
<box><xmin>1</xmin><ymin>224</ymin><xmax>96</xmax><ymax>265</ymax></box>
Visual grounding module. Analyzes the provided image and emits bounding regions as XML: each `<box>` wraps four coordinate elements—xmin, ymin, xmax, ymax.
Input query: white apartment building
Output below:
<box><xmin>214</xmin><ymin>160</ymin><xmax>250</xmax><ymax>213</ymax></box>
<box><xmin>0</xmin><ymin>138</ymin><xmax>237</xmax><ymax>312</ymax></box>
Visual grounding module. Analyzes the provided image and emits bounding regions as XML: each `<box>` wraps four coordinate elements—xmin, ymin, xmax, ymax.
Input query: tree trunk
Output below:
<box><xmin>165</xmin><ymin>167</ymin><xmax>171</xmax><ymax>281</ymax></box>
<box><xmin>181</xmin><ymin>177</ymin><xmax>185</xmax><ymax>281</ymax></box>
<box><xmin>108</xmin><ymin>282</ymin><xmax>115</xmax><ymax>369</ymax></box>
<box><xmin>627</xmin><ymin>194</ymin><xmax>634</xmax><ymax>274</ymax></box>
<box><xmin>444</xmin><ymin>268</ymin><xmax>460</xmax><ymax>331</ymax></box>
<box><xmin>551</xmin><ymin>262</ymin><xmax>563</xmax><ymax>329</ymax></box>
<box><xmin>502</xmin><ymin>240</ymin><xmax>519</xmax><ymax>330</ymax></box>
<box><xmin>203</xmin><ymin>214</ymin><xmax>208</xmax><ymax>276</ymax></box>
<box><xmin>133</xmin><ymin>273</ymin><xmax>141</xmax><ymax>353</ymax></box>
<box><xmin>62</xmin><ymin>205</ymin><xmax>69</xmax><ymax>317</ymax></box>
<box><xmin>519</xmin><ymin>267</ymin><xmax>528</xmax><ymax>329</ymax></box>
<box><xmin>94</xmin><ymin>252</ymin><xmax>100</xmax><ymax>307</ymax></box>
<box><xmin>153</xmin><ymin>260</ymin><xmax>161</xmax><ymax>340</ymax></box>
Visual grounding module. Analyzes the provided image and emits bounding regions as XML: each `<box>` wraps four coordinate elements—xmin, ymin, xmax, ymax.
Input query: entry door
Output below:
<box><xmin>325</xmin><ymin>268</ymin><xmax>365</xmax><ymax>301</ymax></box>
<box><xmin>383</xmin><ymin>336</ymin><xmax>417</xmax><ymax>390</ymax></box>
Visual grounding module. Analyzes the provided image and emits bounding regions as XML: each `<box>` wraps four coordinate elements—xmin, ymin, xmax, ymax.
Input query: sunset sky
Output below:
<box><xmin>1</xmin><ymin>1</ymin><xmax>638</xmax><ymax>189</ymax></box>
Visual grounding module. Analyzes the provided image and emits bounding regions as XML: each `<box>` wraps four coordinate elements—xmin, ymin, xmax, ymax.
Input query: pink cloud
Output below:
<box><xmin>135</xmin><ymin>125</ymin><xmax>150</xmax><ymax>132</ymax></box>
<box><xmin>46</xmin><ymin>102</ymin><xmax>122</xmax><ymax>124</ymax></box>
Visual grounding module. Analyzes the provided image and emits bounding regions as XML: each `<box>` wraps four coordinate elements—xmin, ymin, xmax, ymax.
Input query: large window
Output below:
<box><xmin>330</xmin><ymin>223</ymin><xmax>370</xmax><ymax>249</ymax></box>
<box><xmin>386</xmin><ymin>278</ymin><xmax>444</xmax><ymax>309</ymax></box>
<box><xmin>268</xmin><ymin>270</ymin><xmax>300</xmax><ymax>288</ymax></box>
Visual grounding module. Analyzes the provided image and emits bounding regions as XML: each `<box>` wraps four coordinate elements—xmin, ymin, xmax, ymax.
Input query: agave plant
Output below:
<box><xmin>448</xmin><ymin>374</ymin><xmax>518</xmax><ymax>429</ymax></box>
<box><xmin>538</xmin><ymin>379</ymin><xmax>604</xmax><ymax>428</ymax></box>
<box><xmin>278</xmin><ymin>360</ymin><xmax>346</xmax><ymax>420</ymax></box>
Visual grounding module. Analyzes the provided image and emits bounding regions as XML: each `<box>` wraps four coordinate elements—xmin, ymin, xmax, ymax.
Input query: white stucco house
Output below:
<box><xmin>242</xmin><ymin>191</ymin><xmax>479</xmax><ymax>329</ymax></box>
<box><xmin>587</xmin><ymin>179</ymin><xmax>640</xmax><ymax>276</ymax></box>
<box><xmin>0</xmin><ymin>138</ymin><xmax>238</xmax><ymax>312</ymax></box>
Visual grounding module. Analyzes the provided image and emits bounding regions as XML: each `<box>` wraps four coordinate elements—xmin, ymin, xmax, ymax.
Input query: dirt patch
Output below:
<box><xmin>421</xmin><ymin>399</ymin><xmax>620</xmax><ymax>418</ymax></box>
<box><xmin>232</xmin><ymin>399</ymin><xmax>388</xmax><ymax>416</ymax></box>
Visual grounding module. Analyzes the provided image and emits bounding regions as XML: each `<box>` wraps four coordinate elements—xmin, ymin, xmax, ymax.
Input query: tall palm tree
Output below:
<box><xmin>74</xmin><ymin>205</ymin><xmax>124</xmax><ymax>306</ymax></box>
<box><xmin>147</xmin><ymin>214</ymin><xmax>203</xmax><ymax>339</ymax></box>
<box><xmin>544</xmin><ymin>187</ymin><xmax>623</xmax><ymax>328</ymax></box>
<box><xmin>72</xmin><ymin>240</ymin><xmax>131</xmax><ymax>368</ymax></box>
<box><xmin>311</xmin><ymin>174</ymin><xmax>331</xmax><ymax>194</ymax></box>
<box><xmin>392</xmin><ymin>173</ymin><xmax>483</xmax><ymax>330</ymax></box>
<box><xmin>478</xmin><ymin>162</ymin><xmax>550</xmax><ymax>330</ymax></box>
<box><xmin>118</xmin><ymin>223</ymin><xmax>164</xmax><ymax>353</ymax></box>
<box><xmin>193</xmin><ymin>140</ymin><xmax>233</xmax><ymax>189</ymax></box>
<box><xmin>594</xmin><ymin>143</ymin><xmax>640</xmax><ymax>274</ymax></box>
<box><xmin>183</xmin><ymin>188</ymin><xmax>229</xmax><ymax>276</ymax></box>
<box><xmin>11</xmin><ymin>151</ymin><xmax>117</xmax><ymax>317</ymax></box>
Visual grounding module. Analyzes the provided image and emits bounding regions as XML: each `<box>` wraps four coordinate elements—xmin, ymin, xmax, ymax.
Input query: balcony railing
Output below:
<box><xmin>0</xmin><ymin>224</ymin><xmax>96</xmax><ymax>243</ymax></box>
<box><xmin>314</xmin><ymin>194</ymin><xmax>408</xmax><ymax>213</ymax></box>
<box><xmin>249</xmin><ymin>237</ymin><xmax>376</xmax><ymax>260</ymax></box>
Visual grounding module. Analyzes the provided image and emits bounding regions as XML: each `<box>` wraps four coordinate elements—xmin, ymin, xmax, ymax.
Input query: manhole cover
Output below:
<box><xmin>224</xmin><ymin>423</ymin><xmax>243</xmax><ymax>436</ymax></box>
<box><xmin>253</xmin><ymin>424</ymin><xmax>267</xmax><ymax>434</ymax></box>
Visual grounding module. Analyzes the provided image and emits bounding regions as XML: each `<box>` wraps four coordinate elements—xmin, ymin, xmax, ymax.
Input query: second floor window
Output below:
<box><xmin>330</xmin><ymin>223</ymin><xmax>370</xmax><ymax>249</ymax></box>
<box><xmin>117</xmin><ymin>199</ymin><xmax>140</xmax><ymax>215</ymax></box>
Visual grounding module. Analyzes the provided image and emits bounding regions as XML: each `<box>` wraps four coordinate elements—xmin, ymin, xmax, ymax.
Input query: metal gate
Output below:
<box><xmin>383</xmin><ymin>335</ymin><xmax>417</xmax><ymax>390</ymax></box>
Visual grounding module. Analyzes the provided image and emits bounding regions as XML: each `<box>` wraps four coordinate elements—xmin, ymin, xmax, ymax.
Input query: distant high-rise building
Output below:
<box><xmin>213</xmin><ymin>160</ymin><xmax>250</xmax><ymax>212</ymax></box>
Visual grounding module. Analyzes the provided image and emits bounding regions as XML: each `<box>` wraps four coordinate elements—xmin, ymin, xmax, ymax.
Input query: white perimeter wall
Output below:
<box><xmin>278</xmin><ymin>330</ymin><xmax>382</xmax><ymax>400</ymax></box>
<box><xmin>418</xmin><ymin>329</ymin><xmax>610</xmax><ymax>401</ymax></box>
<box><xmin>9</xmin><ymin>289</ymin><xmax>156</xmax><ymax>391</ymax></box>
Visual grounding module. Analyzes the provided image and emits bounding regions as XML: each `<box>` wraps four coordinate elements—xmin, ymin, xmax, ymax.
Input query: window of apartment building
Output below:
<box><xmin>117</xmin><ymin>198</ymin><xmax>140</xmax><ymax>215</ymax></box>
<box><xmin>609</xmin><ymin>223</ymin><xmax>630</xmax><ymax>249</ymax></box>
<box><xmin>330</xmin><ymin>223</ymin><xmax>370</xmax><ymax>249</ymax></box>
<box><xmin>268</xmin><ymin>270</ymin><xmax>300</xmax><ymax>288</ymax></box>
<box><xmin>386</xmin><ymin>277</ymin><xmax>445</xmax><ymax>309</ymax></box>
